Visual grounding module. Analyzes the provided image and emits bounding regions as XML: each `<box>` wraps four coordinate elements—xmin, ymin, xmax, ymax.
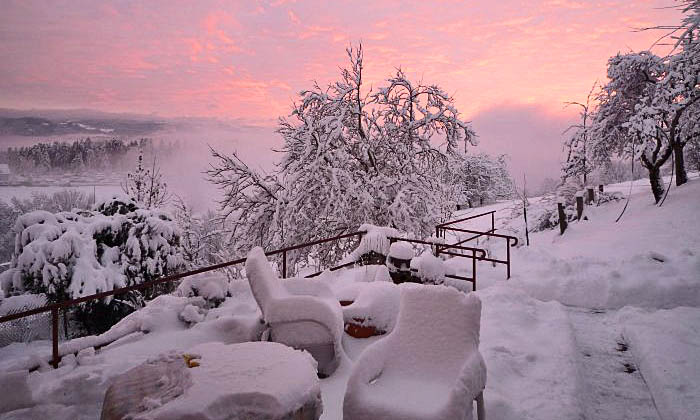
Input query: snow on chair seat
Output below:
<box><xmin>101</xmin><ymin>341</ymin><xmax>322</xmax><ymax>420</ymax></box>
<box><xmin>343</xmin><ymin>283</ymin><xmax>487</xmax><ymax>420</ymax></box>
<box><xmin>245</xmin><ymin>246</ymin><xmax>344</xmax><ymax>377</ymax></box>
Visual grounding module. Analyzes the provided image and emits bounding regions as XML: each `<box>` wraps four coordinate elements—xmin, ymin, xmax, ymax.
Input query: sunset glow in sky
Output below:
<box><xmin>0</xmin><ymin>0</ymin><xmax>681</xmax><ymax>121</ymax></box>
<box><xmin>0</xmin><ymin>1</ymin><xmax>685</xmax><ymax>182</ymax></box>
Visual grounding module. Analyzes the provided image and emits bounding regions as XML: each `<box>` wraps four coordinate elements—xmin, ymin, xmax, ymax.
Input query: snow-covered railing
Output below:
<box><xmin>0</xmin><ymin>227</ymin><xmax>492</xmax><ymax>369</ymax></box>
<box><xmin>388</xmin><ymin>237</ymin><xmax>486</xmax><ymax>291</ymax></box>
<box><xmin>436</xmin><ymin>210</ymin><xmax>518</xmax><ymax>279</ymax></box>
<box><xmin>0</xmin><ymin>231</ymin><xmax>366</xmax><ymax>369</ymax></box>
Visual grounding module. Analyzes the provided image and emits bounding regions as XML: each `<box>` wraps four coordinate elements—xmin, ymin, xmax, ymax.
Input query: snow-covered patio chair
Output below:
<box><xmin>245</xmin><ymin>246</ymin><xmax>344</xmax><ymax>377</ymax></box>
<box><xmin>343</xmin><ymin>284</ymin><xmax>487</xmax><ymax>420</ymax></box>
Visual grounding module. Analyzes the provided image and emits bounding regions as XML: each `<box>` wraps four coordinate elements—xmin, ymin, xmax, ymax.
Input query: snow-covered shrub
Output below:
<box><xmin>0</xmin><ymin>194</ymin><xmax>185</xmax><ymax>334</ymax></box>
<box><xmin>175</xmin><ymin>273</ymin><xmax>230</xmax><ymax>309</ymax></box>
<box><xmin>556</xmin><ymin>177</ymin><xmax>584</xmax><ymax>205</ymax></box>
<box><xmin>596</xmin><ymin>191</ymin><xmax>624</xmax><ymax>205</ymax></box>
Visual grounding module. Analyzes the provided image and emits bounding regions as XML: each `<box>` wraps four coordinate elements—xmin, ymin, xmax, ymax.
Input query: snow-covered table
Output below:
<box><xmin>101</xmin><ymin>341</ymin><xmax>322</xmax><ymax>420</ymax></box>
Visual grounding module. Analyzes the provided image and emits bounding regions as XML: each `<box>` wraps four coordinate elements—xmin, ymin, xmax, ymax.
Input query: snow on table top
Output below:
<box><xmin>140</xmin><ymin>342</ymin><xmax>320</xmax><ymax>420</ymax></box>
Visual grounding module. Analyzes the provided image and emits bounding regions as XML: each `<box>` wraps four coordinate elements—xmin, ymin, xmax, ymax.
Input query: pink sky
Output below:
<box><xmin>0</xmin><ymin>0</ymin><xmax>681</xmax><ymax>119</ymax></box>
<box><xmin>0</xmin><ymin>0</ymin><xmax>684</xmax><ymax>184</ymax></box>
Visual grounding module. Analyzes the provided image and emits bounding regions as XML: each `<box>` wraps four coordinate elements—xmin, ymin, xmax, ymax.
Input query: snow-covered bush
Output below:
<box><xmin>0</xmin><ymin>195</ymin><xmax>185</xmax><ymax>334</ymax></box>
<box><xmin>175</xmin><ymin>273</ymin><xmax>230</xmax><ymax>309</ymax></box>
<box><xmin>556</xmin><ymin>177</ymin><xmax>584</xmax><ymax>205</ymax></box>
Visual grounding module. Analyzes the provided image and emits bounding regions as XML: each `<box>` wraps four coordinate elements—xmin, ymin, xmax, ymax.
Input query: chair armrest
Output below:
<box><xmin>265</xmin><ymin>295</ymin><xmax>344</xmax><ymax>341</ymax></box>
<box><xmin>449</xmin><ymin>351</ymin><xmax>487</xmax><ymax>403</ymax></box>
<box><xmin>346</xmin><ymin>338</ymin><xmax>391</xmax><ymax>387</ymax></box>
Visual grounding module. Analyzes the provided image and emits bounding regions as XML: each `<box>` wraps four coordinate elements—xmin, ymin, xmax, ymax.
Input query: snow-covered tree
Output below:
<box><xmin>590</xmin><ymin>50</ymin><xmax>700</xmax><ymax>202</ymax></box>
<box><xmin>446</xmin><ymin>153</ymin><xmax>514</xmax><ymax>207</ymax></box>
<box><xmin>209</xmin><ymin>44</ymin><xmax>479</xmax><ymax>270</ymax></box>
<box><xmin>562</xmin><ymin>82</ymin><xmax>598</xmax><ymax>185</ymax></box>
<box><xmin>122</xmin><ymin>149</ymin><xmax>171</xmax><ymax>208</ymax></box>
<box><xmin>172</xmin><ymin>197</ymin><xmax>229</xmax><ymax>270</ymax></box>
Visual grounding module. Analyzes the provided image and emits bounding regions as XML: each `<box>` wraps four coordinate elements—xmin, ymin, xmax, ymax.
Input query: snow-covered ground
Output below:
<box><xmin>0</xmin><ymin>175</ymin><xmax>699</xmax><ymax>419</ymax></box>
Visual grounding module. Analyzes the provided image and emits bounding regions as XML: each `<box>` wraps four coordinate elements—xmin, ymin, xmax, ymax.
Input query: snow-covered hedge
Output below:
<box><xmin>0</xmin><ymin>195</ymin><xmax>185</xmax><ymax>333</ymax></box>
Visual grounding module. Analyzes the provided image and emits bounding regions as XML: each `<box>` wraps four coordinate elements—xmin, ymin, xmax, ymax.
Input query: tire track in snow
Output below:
<box><xmin>566</xmin><ymin>307</ymin><xmax>660</xmax><ymax>420</ymax></box>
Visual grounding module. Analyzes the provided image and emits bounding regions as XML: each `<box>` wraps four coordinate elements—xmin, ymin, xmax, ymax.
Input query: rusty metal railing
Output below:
<box><xmin>0</xmin><ymin>226</ymin><xmax>494</xmax><ymax>369</ymax></box>
<box><xmin>0</xmin><ymin>231</ymin><xmax>365</xmax><ymax>368</ymax></box>
<box><xmin>436</xmin><ymin>210</ymin><xmax>518</xmax><ymax>279</ymax></box>
<box><xmin>388</xmin><ymin>237</ymin><xmax>487</xmax><ymax>291</ymax></box>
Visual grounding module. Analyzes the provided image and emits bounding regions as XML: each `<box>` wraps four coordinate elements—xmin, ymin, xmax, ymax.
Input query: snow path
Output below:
<box><xmin>566</xmin><ymin>307</ymin><xmax>660</xmax><ymax>420</ymax></box>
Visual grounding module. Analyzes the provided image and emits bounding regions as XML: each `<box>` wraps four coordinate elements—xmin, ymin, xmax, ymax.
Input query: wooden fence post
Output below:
<box><xmin>576</xmin><ymin>195</ymin><xmax>584</xmax><ymax>220</ymax></box>
<box><xmin>558</xmin><ymin>202</ymin><xmax>568</xmax><ymax>235</ymax></box>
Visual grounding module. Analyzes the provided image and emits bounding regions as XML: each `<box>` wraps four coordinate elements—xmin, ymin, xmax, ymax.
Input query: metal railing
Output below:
<box><xmin>436</xmin><ymin>210</ymin><xmax>518</xmax><ymax>279</ymax></box>
<box><xmin>388</xmin><ymin>237</ymin><xmax>486</xmax><ymax>291</ymax></box>
<box><xmin>0</xmin><ymin>231</ymin><xmax>365</xmax><ymax>368</ymax></box>
<box><xmin>0</xmin><ymin>226</ymin><xmax>494</xmax><ymax>369</ymax></box>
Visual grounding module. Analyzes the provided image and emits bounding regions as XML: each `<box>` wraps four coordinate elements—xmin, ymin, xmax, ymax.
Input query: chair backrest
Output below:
<box><xmin>245</xmin><ymin>247</ymin><xmax>286</xmax><ymax>318</ymax></box>
<box><xmin>385</xmin><ymin>284</ymin><xmax>482</xmax><ymax>380</ymax></box>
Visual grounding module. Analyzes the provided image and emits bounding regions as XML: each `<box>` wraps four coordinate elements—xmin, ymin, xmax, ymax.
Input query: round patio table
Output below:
<box><xmin>101</xmin><ymin>341</ymin><xmax>322</xmax><ymax>420</ymax></box>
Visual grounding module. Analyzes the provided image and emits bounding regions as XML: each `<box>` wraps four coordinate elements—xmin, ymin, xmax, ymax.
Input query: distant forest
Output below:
<box><xmin>0</xmin><ymin>138</ymin><xmax>179</xmax><ymax>175</ymax></box>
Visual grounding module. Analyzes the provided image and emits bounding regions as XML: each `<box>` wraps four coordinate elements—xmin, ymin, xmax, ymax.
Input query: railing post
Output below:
<box><xmin>506</xmin><ymin>239</ymin><xmax>511</xmax><ymax>279</ymax></box>
<box><xmin>491</xmin><ymin>212</ymin><xmax>495</xmax><ymax>233</ymax></box>
<box><xmin>51</xmin><ymin>307</ymin><xmax>59</xmax><ymax>368</ymax></box>
<box><xmin>472</xmin><ymin>249</ymin><xmax>477</xmax><ymax>291</ymax></box>
<box><xmin>282</xmin><ymin>250</ymin><xmax>287</xmax><ymax>278</ymax></box>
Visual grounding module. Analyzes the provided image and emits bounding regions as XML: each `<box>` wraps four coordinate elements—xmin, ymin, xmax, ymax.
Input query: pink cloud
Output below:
<box><xmin>0</xmin><ymin>0</ymin><xmax>684</xmax><ymax>122</ymax></box>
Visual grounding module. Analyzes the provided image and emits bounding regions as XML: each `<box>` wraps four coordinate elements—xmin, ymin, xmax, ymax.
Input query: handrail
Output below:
<box><xmin>435</xmin><ymin>210</ymin><xmax>517</xmax><ymax>280</ymax></box>
<box><xmin>387</xmin><ymin>236</ymin><xmax>487</xmax><ymax>259</ymax></box>
<box><xmin>0</xmin><ymin>226</ymin><xmax>493</xmax><ymax>369</ymax></box>
<box><xmin>441</xmin><ymin>227</ymin><xmax>518</xmax><ymax>247</ymax></box>
<box><xmin>436</xmin><ymin>210</ymin><xmax>496</xmax><ymax>228</ymax></box>
<box><xmin>0</xmin><ymin>230</ymin><xmax>365</xmax><ymax>368</ymax></box>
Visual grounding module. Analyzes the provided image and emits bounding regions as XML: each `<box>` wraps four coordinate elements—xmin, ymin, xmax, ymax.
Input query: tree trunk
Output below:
<box><xmin>649</xmin><ymin>166</ymin><xmax>664</xmax><ymax>203</ymax></box>
<box><xmin>673</xmin><ymin>142</ymin><xmax>688</xmax><ymax>186</ymax></box>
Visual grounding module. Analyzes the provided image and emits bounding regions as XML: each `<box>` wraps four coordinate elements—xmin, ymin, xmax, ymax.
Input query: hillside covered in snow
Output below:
<box><xmin>0</xmin><ymin>174</ymin><xmax>697</xmax><ymax>420</ymax></box>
